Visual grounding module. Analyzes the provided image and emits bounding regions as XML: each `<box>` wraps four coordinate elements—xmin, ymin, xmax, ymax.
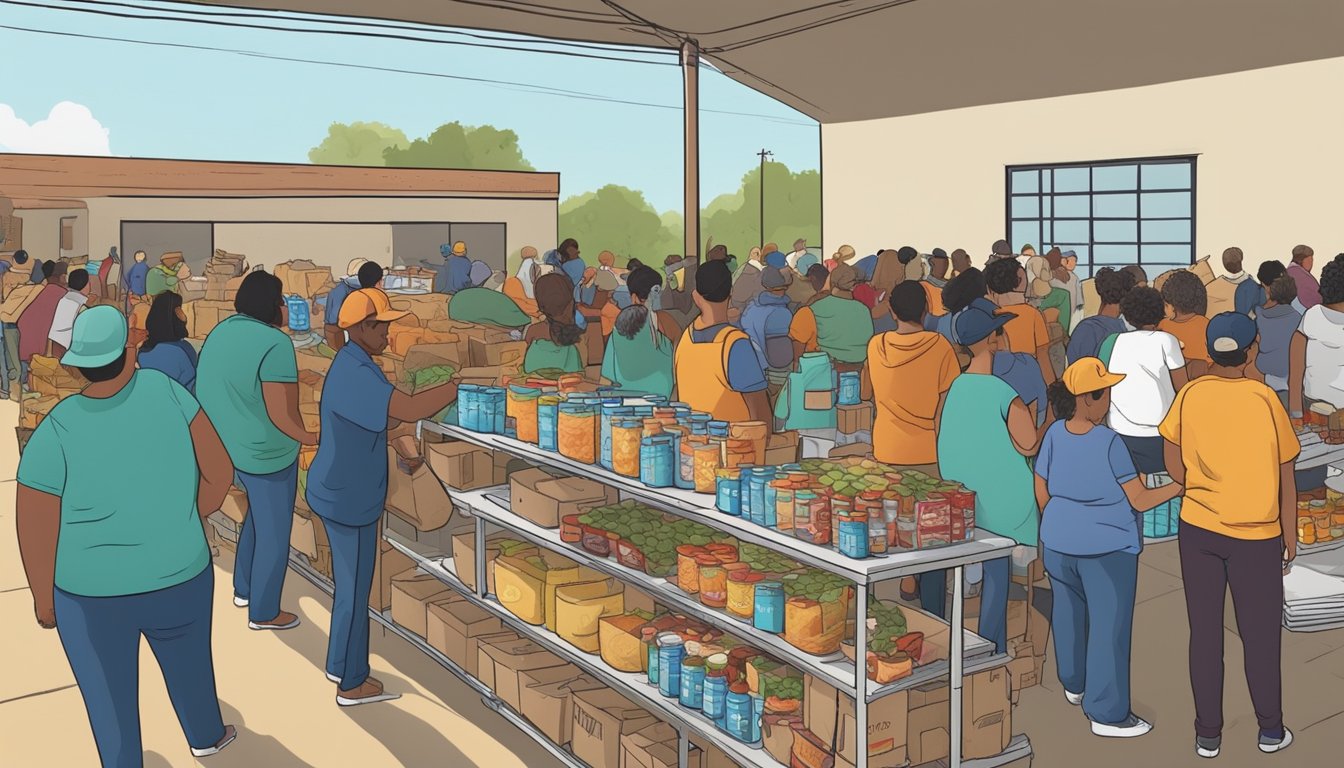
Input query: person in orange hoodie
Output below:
<box><xmin>501</xmin><ymin>246</ymin><xmax>543</xmax><ymax>319</ymax></box>
<box><xmin>985</xmin><ymin>257</ymin><xmax>1054</xmax><ymax>385</ymax></box>
<box><xmin>1160</xmin><ymin>270</ymin><xmax>1211</xmax><ymax>379</ymax></box>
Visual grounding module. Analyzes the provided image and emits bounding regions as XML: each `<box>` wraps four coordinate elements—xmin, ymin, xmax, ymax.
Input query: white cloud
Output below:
<box><xmin>0</xmin><ymin>101</ymin><xmax>111</xmax><ymax>155</ymax></box>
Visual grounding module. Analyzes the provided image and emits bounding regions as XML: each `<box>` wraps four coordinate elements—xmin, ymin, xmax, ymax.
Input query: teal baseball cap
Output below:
<box><xmin>61</xmin><ymin>305</ymin><xmax>129</xmax><ymax>368</ymax></box>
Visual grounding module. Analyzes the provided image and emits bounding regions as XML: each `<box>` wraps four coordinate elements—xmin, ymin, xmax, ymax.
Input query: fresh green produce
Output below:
<box><xmin>782</xmin><ymin>570</ymin><xmax>851</xmax><ymax>604</ymax></box>
<box><xmin>738</xmin><ymin>542</ymin><xmax>804</xmax><ymax>575</ymax></box>
<box><xmin>751</xmin><ymin>657</ymin><xmax>804</xmax><ymax>701</ymax></box>
<box><xmin>405</xmin><ymin>364</ymin><xmax>457</xmax><ymax>392</ymax></box>
<box><xmin>866</xmin><ymin>599</ymin><xmax>909</xmax><ymax>655</ymax></box>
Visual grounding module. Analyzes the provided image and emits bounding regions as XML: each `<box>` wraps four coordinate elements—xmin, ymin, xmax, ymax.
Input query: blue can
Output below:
<box><xmin>285</xmin><ymin>294</ymin><xmax>311</xmax><ymax>333</ymax></box>
<box><xmin>656</xmin><ymin>633</ymin><xmax>684</xmax><ymax>698</ymax></box>
<box><xmin>537</xmin><ymin>397</ymin><xmax>561</xmax><ymax>451</ymax></box>
<box><xmin>708</xmin><ymin>420</ymin><xmax>730</xmax><ymax>438</ymax></box>
<box><xmin>646</xmin><ymin>636</ymin><xmax>659</xmax><ymax>687</ymax></box>
<box><xmin>690</xmin><ymin>413</ymin><xmax>712</xmax><ymax>437</ymax></box>
<box><xmin>458</xmin><ymin>385</ymin><xmax>479</xmax><ymax>431</ymax></box>
<box><xmin>737</xmin><ymin>467</ymin><xmax>755</xmax><ymax>521</ymax></box>
<box><xmin>716</xmin><ymin>469</ymin><xmax>742</xmax><ymax>516</ymax></box>
<box><xmin>599</xmin><ymin>400</ymin><xmax>629</xmax><ymax>470</ymax></box>
<box><xmin>480</xmin><ymin>387</ymin><xmax>506</xmax><ymax>435</ymax></box>
<box><xmin>761</xmin><ymin>472</ymin><xmax>781</xmax><ymax>528</ymax></box>
<box><xmin>748</xmin><ymin>470</ymin><xmax>770</xmax><ymax>526</ymax></box>
<box><xmin>703</xmin><ymin>675</ymin><xmax>728</xmax><ymax>722</ymax></box>
<box><xmin>839</xmin><ymin>518</ymin><xmax>870</xmax><ymax>558</ymax></box>
<box><xmin>750</xmin><ymin>694</ymin><xmax>764</xmax><ymax>742</ymax></box>
<box><xmin>753</xmin><ymin>581</ymin><xmax>785</xmax><ymax>632</ymax></box>
<box><xmin>838</xmin><ymin>371</ymin><xmax>861</xmax><ymax>406</ymax></box>
<box><xmin>724</xmin><ymin>686</ymin><xmax>755</xmax><ymax>742</ymax></box>
<box><xmin>640</xmin><ymin>435</ymin><xmax>676</xmax><ymax>488</ymax></box>
<box><xmin>679</xmin><ymin>658</ymin><xmax>706</xmax><ymax>710</ymax></box>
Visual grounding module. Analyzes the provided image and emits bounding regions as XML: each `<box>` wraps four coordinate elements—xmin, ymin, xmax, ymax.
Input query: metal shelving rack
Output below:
<box><xmin>421</xmin><ymin>421</ymin><xmax>1034</xmax><ymax>768</ymax></box>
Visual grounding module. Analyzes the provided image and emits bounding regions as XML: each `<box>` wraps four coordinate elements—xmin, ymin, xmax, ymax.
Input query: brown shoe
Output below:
<box><xmin>336</xmin><ymin>676</ymin><xmax>401</xmax><ymax>707</ymax></box>
<box><xmin>248</xmin><ymin>611</ymin><xmax>300</xmax><ymax>631</ymax></box>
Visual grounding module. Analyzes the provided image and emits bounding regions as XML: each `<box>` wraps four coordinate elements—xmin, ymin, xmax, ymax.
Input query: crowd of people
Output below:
<box><xmin>10</xmin><ymin>232</ymin><xmax>1326</xmax><ymax>764</ymax></box>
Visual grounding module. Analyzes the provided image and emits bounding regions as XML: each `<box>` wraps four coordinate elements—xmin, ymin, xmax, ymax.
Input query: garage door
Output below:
<box><xmin>392</xmin><ymin>223</ymin><xmax>506</xmax><ymax>272</ymax></box>
<box><xmin>121</xmin><ymin>222</ymin><xmax>213</xmax><ymax>274</ymax></box>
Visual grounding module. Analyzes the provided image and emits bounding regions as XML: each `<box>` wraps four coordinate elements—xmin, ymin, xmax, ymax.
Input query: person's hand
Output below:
<box><xmin>1284</xmin><ymin>536</ymin><xmax>1297</xmax><ymax>574</ymax></box>
<box><xmin>34</xmin><ymin>597</ymin><xmax>56</xmax><ymax>629</ymax></box>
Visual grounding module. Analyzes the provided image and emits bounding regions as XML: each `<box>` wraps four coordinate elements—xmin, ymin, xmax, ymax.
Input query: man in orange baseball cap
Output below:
<box><xmin>305</xmin><ymin>287</ymin><xmax>460</xmax><ymax>707</ymax></box>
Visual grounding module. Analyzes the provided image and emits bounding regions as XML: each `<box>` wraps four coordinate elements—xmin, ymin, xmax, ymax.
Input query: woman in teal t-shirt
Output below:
<box><xmin>523</xmin><ymin>272</ymin><xmax>586</xmax><ymax>374</ymax></box>
<box><xmin>16</xmin><ymin>306</ymin><xmax>238</xmax><ymax>764</ymax></box>
<box><xmin>936</xmin><ymin>301</ymin><xmax>1048</xmax><ymax>653</ymax></box>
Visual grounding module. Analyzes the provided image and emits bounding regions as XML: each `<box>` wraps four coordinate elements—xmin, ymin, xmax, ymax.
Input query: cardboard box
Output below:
<box><xmin>391</xmin><ymin>294</ymin><xmax>449</xmax><ymax>323</ymax></box>
<box><xmin>299</xmin><ymin>402</ymin><xmax>321</xmax><ymax>433</ymax></box>
<box><xmin>764</xmin><ymin>430</ymin><xmax>801</xmax><ymax>465</ymax></box>
<box><xmin>478</xmin><ymin>635</ymin><xmax>566</xmax><ymax>712</ymax></box>
<box><xmin>424</xmin><ymin>437</ymin><xmax>503</xmax><ymax>491</ymax></box>
<box><xmin>452</xmin><ymin>531</ymin><xmax>536</xmax><ymax>594</ymax></box>
<box><xmin>572</xmin><ymin>688</ymin><xmax>657</xmax><ymax>768</ymax></box>
<box><xmin>510</xmin><ymin>467</ymin><xmax>618</xmax><ymax>529</ymax></box>
<box><xmin>385</xmin><ymin>511</ymin><xmax>462</xmax><ymax>555</ymax></box>
<box><xmin>837</xmin><ymin>690</ymin><xmax>909</xmax><ymax>767</ymax></box>
<box><xmin>28</xmin><ymin>356</ymin><xmax>83</xmax><ymax>398</ymax></box>
<box><xmin>191</xmin><ymin>299</ymin><xmax>235</xmax><ymax>338</ymax></box>
<box><xmin>762</xmin><ymin>715</ymin><xmax>802</xmax><ymax>765</ymax></box>
<box><xmin>686</xmin><ymin>734</ymin><xmax>731</xmax><ymax>768</ymax></box>
<box><xmin>626</xmin><ymin>722</ymin><xmax>713</xmax><ymax>768</ymax></box>
<box><xmin>386</xmin><ymin>445</ymin><xmax>452</xmax><ymax>531</ymax></box>
<box><xmin>906</xmin><ymin>667</ymin><xmax>1012</xmax><ymax>763</ymax></box>
<box><xmin>804</xmin><ymin>673</ymin><xmax>840</xmax><ymax>748</ymax></box>
<box><xmin>374</xmin><ymin>539</ymin><xmax>416</xmax><ymax>612</ymax></box>
<box><xmin>426</xmin><ymin>596</ymin><xmax>505</xmax><ymax>677</ymax></box>
<box><xmin>837</xmin><ymin>403</ymin><xmax>874</xmax><ymax>435</ymax></box>
<box><xmin>519</xmin><ymin>665</ymin><xmax>604</xmax><ymax>746</ymax></box>
<box><xmin>404</xmin><ymin>342</ymin><xmax>465</xmax><ymax>373</ymax></box>
<box><xmin>468</xmin><ymin>335</ymin><xmax>527</xmax><ymax>369</ymax></box>
<box><xmin>219</xmin><ymin>486</ymin><xmax>249</xmax><ymax>525</ymax></box>
<box><xmin>298</xmin><ymin>369</ymin><xmax>324</xmax><ymax>406</ymax></box>
<box><xmin>390</xmin><ymin>571</ymin><xmax>453</xmax><ymax>638</ymax></box>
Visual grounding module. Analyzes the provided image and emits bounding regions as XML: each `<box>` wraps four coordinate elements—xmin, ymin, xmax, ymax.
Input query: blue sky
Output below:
<box><xmin>0</xmin><ymin>0</ymin><xmax>820</xmax><ymax>213</ymax></box>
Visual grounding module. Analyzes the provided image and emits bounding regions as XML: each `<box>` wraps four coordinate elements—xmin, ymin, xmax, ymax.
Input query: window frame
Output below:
<box><xmin>1005</xmin><ymin>155</ymin><xmax>1197</xmax><ymax>277</ymax></box>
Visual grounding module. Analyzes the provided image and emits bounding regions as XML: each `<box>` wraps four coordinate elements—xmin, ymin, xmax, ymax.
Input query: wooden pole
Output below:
<box><xmin>681</xmin><ymin>40</ymin><xmax>700</xmax><ymax>260</ymax></box>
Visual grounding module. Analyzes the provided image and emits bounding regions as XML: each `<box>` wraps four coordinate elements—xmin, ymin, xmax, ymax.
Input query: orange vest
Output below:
<box><xmin>674</xmin><ymin>324</ymin><xmax>752</xmax><ymax>422</ymax></box>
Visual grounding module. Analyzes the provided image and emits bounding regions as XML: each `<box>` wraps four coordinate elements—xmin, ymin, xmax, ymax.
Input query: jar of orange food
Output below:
<box><xmin>721</xmin><ymin>438</ymin><xmax>755</xmax><ymax>469</ymax></box>
<box><xmin>611</xmin><ymin>417</ymin><xmax>643</xmax><ymax>478</ymax></box>
<box><xmin>726</xmin><ymin>569</ymin><xmax>764</xmax><ymax>620</ymax></box>
<box><xmin>506</xmin><ymin>384</ymin><xmax>542</xmax><ymax>444</ymax></box>
<box><xmin>557</xmin><ymin>401</ymin><xmax>598</xmax><ymax>464</ymax></box>
<box><xmin>677</xmin><ymin>545</ymin><xmax>704</xmax><ymax>593</ymax></box>
<box><xmin>693</xmin><ymin>442</ymin><xmax>722</xmax><ymax>493</ymax></box>
<box><xmin>697</xmin><ymin>556</ymin><xmax>728</xmax><ymax>608</ymax></box>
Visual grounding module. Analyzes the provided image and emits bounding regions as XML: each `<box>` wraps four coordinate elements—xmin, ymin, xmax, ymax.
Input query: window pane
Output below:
<box><xmin>1095</xmin><ymin>244</ymin><xmax>1138</xmax><ymax>265</ymax></box>
<box><xmin>1053</xmin><ymin>220</ymin><xmax>1089</xmax><ymax>243</ymax></box>
<box><xmin>1142</xmin><ymin>163</ymin><xmax>1192</xmax><ymax>190</ymax></box>
<box><xmin>1041</xmin><ymin>171</ymin><xmax>1051</xmax><ymax>193</ymax></box>
<box><xmin>1041</xmin><ymin>197</ymin><xmax>1051</xmax><ymax>217</ymax></box>
<box><xmin>1142</xmin><ymin>245</ymin><xmax>1193</xmax><ymax>264</ymax></box>
<box><xmin>1011</xmin><ymin>196</ymin><xmax>1039</xmax><ymax>218</ymax></box>
<box><xmin>1011</xmin><ymin>170</ymin><xmax>1038</xmax><ymax>194</ymax></box>
<box><xmin>1011</xmin><ymin>222</ymin><xmax>1039</xmax><ymax>252</ymax></box>
<box><xmin>1093</xmin><ymin>193</ymin><xmax>1137</xmax><ymax>218</ymax></box>
<box><xmin>1142</xmin><ymin>219</ymin><xmax>1192</xmax><ymax>243</ymax></box>
<box><xmin>1054</xmin><ymin>195</ymin><xmax>1090</xmax><ymax>217</ymax></box>
<box><xmin>1141</xmin><ymin>192</ymin><xmax>1191</xmax><ymax>218</ymax></box>
<box><xmin>1040</xmin><ymin>220</ymin><xmax>1053</xmax><ymax>247</ymax></box>
<box><xmin>1095</xmin><ymin>220</ymin><xmax>1138</xmax><ymax>243</ymax></box>
<box><xmin>1054</xmin><ymin>167</ymin><xmax>1090</xmax><ymax>193</ymax></box>
<box><xmin>1093</xmin><ymin>164</ymin><xmax>1138</xmax><ymax>191</ymax></box>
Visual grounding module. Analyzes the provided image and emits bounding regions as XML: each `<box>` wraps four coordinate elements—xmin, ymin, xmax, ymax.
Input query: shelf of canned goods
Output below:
<box><xmin>421</xmin><ymin>419</ymin><xmax>1032</xmax><ymax>768</ymax></box>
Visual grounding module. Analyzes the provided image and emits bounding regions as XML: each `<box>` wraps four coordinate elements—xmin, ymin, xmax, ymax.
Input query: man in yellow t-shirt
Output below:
<box><xmin>985</xmin><ymin>257</ymin><xmax>1054</xmax><ymax>384</ymax></box>
<box><xmin>1158</xmin><ymin>311</ymin><xmax>1298</xmax><ymax>758</ymax></box>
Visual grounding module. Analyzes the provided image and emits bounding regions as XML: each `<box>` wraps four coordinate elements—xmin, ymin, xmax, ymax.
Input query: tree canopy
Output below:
<box><xmin>308</xmin><ymin>121</ymin><xmax>408</xmax><ymax>166</ymax></box>
<box><xmin>382</xmin><ymin>122</ymin><xmax>533</xmax><ymax>171</ymax></box>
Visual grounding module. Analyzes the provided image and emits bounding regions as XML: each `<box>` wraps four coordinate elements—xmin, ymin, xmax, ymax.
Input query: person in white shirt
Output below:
<box><xmin>48</xmin><ymin>268</ymin><xmax>91</xmax><ymax>356</ymax></box>
<box><xmin>786</xmin><ymin>239</ymin><xmax>808</xmax><ymax>271</ymax></box>
<box><xmin>1289</xmin><ymin>253</ymin><xmax>1344</xmax><ymax>418</ymax></box>
<box><xmin>1105</xmin><ymin>285</ymin><xmax>1188</xmax><ymax>475</ymax></box>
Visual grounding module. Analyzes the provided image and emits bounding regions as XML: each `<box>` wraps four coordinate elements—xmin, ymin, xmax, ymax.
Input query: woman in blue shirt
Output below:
<box><xmin>1035</xmin><ymin>358</ymin><xmax>1183</xmax><ymax>739</ymax></box>
<box><xmin>138</xmin><ymin>291</ymin><xmax>199</xmax><ymax>393</ymax></box>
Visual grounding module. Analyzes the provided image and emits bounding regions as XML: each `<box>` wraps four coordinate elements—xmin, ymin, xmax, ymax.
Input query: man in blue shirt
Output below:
<box><xmin>738</xmin><ymin>266</ymin><xmax>795</xmax><ymax>393</ymax></box>
<box><xmin>1067</xmin><ymin>267</ymin><xmax>1135</xmax><ymax>364</ymax></box>
<box><xmin>124</xmin><ymin>250</ymin><xmax>150</xmax><ymax>298</ymax></box>
<box><xmin>423</xmin><ymin>242</ymin><xmax>473</xmax><ymax>294</ymax></box>
<box><xmin>323</xmin><ymin>260</ymin><xmax>384</xmax><ymax>351</ymax></box>
<box><xmin>306</xmin><ymin>287</ymin><xmax>460</xmax><ymax>707</ymax></box>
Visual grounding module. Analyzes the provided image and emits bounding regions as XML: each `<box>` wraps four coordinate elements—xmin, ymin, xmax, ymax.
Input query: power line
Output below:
<box><xmin>0</xmin><ymin>0</ymin><xmax>677</xmax><ymax>66</ymax></box>
<box><xmin>0</xmin><ymin>22</ymin><xmax>817</xmax><ymax>126</ymax></box>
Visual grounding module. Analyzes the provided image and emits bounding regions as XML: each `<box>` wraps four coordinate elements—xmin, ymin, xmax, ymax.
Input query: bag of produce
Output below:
<box><xmin>446</xmin><ymin>287</ymin><xmax>532</xmax><ymax>328</ymax></box>
<box><xmin>555</xmin><ymin>578</ymin><xmax>625</xmax><ymax>653</ymax></box>
<box><xmin>782</xmin><ymin>572</ymin><xmax>853</xmax><ymax>655</ymax></box>
<box><xmin>494</xmin><ymin>552</ymin><xmax>581</xmax><ymax>626</ymax></box>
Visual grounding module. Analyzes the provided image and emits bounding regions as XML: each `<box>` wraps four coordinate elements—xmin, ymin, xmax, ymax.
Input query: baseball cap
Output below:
<box><xmin>1207</xmin><ymin>311</ymin><xmax>1257</xmax><ymax>353</ymax></box>
<box><xmin>346</xmin><ymin>258</ymin><xmax>368</xmax><ymax>277</ymax></box>
<box><xmin>338</xmin><ymin>288</ymin><xmax>411</xmax><ymax>330</ymax></box>
<box><xmin>761</xmin><ymin>266</ymin><xmax>792</xmax><ymax>290</ymax></box>
<box><xmin>764</xmin><ymin>251</ymin><xmax>787</xmax><ymax>269</ymax></box>
<box><xmin>1062</xmin><ymin>357</ymin><xmax>1125</xmax><ymax>395</ymax></box>
<box><xmin>991</xmin><ymin>239</ymin><xmax>1013</xmax><ymax>256</ymax></box>
<box><xmin>1061</xmin><ymin>250</ymin><xmax>1077</xmax><ymax>259</ymax></box>
<box><xmin>61</xmin><ymin>305</ymin><xmax>128</xmax><ymax>368</ymax></box>
<box><xmin>830</xmin><ymin>262</ymin><xmax>859</xmax><ymax>291</ymax></box>
<box><xmin>951</xmin><ymin>301</ymin><xmax>1010</xmax><ymax>345</ymax></box>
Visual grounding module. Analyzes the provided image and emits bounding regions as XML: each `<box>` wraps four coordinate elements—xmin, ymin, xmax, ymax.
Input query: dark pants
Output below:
<box><xmin>322</xmin><ymin>517</ymin><xmax>379</xmax><ymax>690</ymax></box>
<box><xmin>915</xmin><ymin>557</ymin><xmax>1011</xmax><ymax>653</ymax></box>
<box><xmin>1179</xmin><ymin>523</ymin><xmax>1284</xmax><ymax>739</ymax></box>
<box><xmin>233</xmin><ymin>462</ymin><xmax>299</xmax><ymax>623</ymax></box>
<box><xmin>54</xmin><ymin>567</ymin><xmax>226</xmax><ymax>767</ymax></box>
<box><xmin>1045</xmin><ymin>548</ymin><xmax>1138</xmax><ymax>725</ymax></box>
<box><xmin>1120</xmin><ymin>434</ymin><xmax>1167</xmax><ymax>474</ymax></box>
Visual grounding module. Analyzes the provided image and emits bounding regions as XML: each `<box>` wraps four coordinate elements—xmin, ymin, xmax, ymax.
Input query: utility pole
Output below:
<box><xmin>757</xmin><ymin>148</ymin><xmax>773</xmax><ymax>247</ymax></box>
<box><xmin>681</xmin><ymin>40</ymin><xmax>700</xmax><ymax>259</ymax></box>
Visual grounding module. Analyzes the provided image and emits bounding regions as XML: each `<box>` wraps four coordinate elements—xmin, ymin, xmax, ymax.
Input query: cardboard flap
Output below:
<box><xmin>804</xmin><ymin>389</ymin><xmax>835</xmax><ymax>411</ymax></box>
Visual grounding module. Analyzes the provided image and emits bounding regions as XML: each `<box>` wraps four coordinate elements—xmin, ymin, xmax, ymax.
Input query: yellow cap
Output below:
<box><xmin>1061</xmin><ymin>357</ymin><xmax>1125</xmax><ymax>395</ymax></box>
<box><xmin>452</xmin><ymin>241</ymin><xmax>467</xmax><ymax>256</ymax></box>
<box><xmin>338</xmin><ymin>288</ymin><xmax>411</xmax><ymax>330</ymax></box>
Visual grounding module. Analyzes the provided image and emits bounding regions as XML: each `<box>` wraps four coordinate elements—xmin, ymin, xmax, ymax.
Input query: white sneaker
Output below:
<box><xmin>233</xmin><ymin>595</ymin><xmax>249</xmax><ymax>608</ymax></box>
<box><xmin>327</xmin><ymin>672</ymin><xmax>341</xmax><ymax>684</ymax></box>
<box><xmin>190</xmin><ymin>725</ymin><xmax>237</xmax><ymax>757</ymax></box>
<box><xmin>1092</xmin><ymin>714</ymin><xmax>1153</xmax><ymax>738</ymax></box>
<box><xmin>1258</xmin><ymin>728</ymin><xmax>1293</xmax><ymax>754</ymax></box>
<box><xmin>1196</xmin><ymin>735</ymin><xmax>1221</xmax><ymax>758</ymax></box>
<box><xmin>1065</xmin><ymin>690</ymin><xmax>1084</xmax><ymax>706</ymax></box>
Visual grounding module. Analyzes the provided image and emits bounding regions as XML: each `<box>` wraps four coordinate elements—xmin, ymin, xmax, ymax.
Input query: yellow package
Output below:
<box><xmin>555</xmin><ymin>578</ymin><xmax>625</xmax><ymax>653</ymax></box>
<box><xmin>598</xmin><ymin>614</ymin><xmax>649</xmax><ymax>673</ymax></box>
<box><xmin>494</xmin><ymin>552</ymin><xmax>577</xmax><ymax>625</ymax></box>
<box><xmin>543</xmin><ymin>563</ymin><xmax>599</xmax><ymax>632</ymax></box>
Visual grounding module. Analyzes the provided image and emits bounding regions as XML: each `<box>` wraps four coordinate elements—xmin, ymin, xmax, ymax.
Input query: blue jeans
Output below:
<box><xmin>233</xmin><ymin>461</ymin><xmax>299</xmax><ymax>623</ymax></box>
<box><xmin>54</xmin><ymin>566</ymin><xmax>226</xmax><ymax>767</ymax></box>
<box><xmin>914</xmin><ymin>560</ymin><xmax>1008</xmax><ymax>653</ymax></box>
<box><xmin>321</xmin><ymin>517</ymin><xmax>379</xmax><ymax>690</ymax></box>
<box><xmin>1044</xmin><ymin>548</ymin><xmax>1138</xmax><ymax>725</ymax></box>
<box><xmin>918</xmin><ymin>569</ymin><xmax>948</xmax><ymax>619</ymax></box>
<box><xmin>2</xmin><ymin>322</ymin><xmax>20</xmax><ymax>394</ymax></box>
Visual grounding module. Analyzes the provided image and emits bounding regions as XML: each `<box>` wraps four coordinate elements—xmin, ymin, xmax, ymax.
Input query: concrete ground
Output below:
<box><xmin>4</xmin><ymin>392</ymin><xmax>1342</xmax><ymax>767</ymax></box>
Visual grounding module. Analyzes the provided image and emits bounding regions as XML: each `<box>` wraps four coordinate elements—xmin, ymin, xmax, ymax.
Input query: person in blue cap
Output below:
<box><xmin>1160</xmin><ymin>311</ymin><xmax>1299</xmax><ymax>760</ymax></box>
<box><xmin>937</xmin><ymin>300</ymin><xmax>1049</xmax><ymax>653</ymax></box>
<box><xmin>423</xmin><ymin>241</ymin><xmax>473</xmax><ymax>294</ymax></box>
<box><xmin>307</xmin><ymin>287</ymin><xmax>460</xmax><ymax>706</ymax></box>
<box><xmin>16</xmin><ymin>305</ymin><xmax>238</xmax><ymax>764</ymax></box>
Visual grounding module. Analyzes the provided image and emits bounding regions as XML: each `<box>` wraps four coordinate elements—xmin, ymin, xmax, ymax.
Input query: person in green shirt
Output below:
<box><xmin>937</xmin><ymin>300</ymin><xmax>1049</xmax><ymax>653</ymax></box>
<box><xmin>600</xmin><ymin>265</ymin><xmax>677</xmax><ymax>397</ymax></box>
<box><xmin>197</xmin><ymin>270</ymin><xmax>318</xmax><ymax>631</ymax></box>
<box><xmin>523</xmin><ymin>271</ymin><xmax>586</xmax><ymax>375</ymax></box>
<box><xmin>788</xmin><ymin>261</ymin><xmax>874</xmax><ymax>372</ymax></box>
<box><xmin>145</xmin><ymin>251</ymin><xmax>188</xmax><ymax>297</ymax></box>
<box><xmin>16</xmin><ymin>306</ymin><xmax>238</xmax><ymax>764</ymax></box>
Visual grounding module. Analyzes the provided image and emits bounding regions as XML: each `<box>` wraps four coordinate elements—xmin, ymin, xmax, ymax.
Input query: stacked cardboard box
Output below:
<box><xmin>426</xmin><ymin>595</ymin><xmax>508</xmax><ymax>678</ymax></box>
<box><xmin>18</xmin><ymin>394</ymin><xmax>58</xmax><ymax>430</ymax></box>
<box><xmin>204</xmin><ymin>249</ymin><xmax>247</xmax><ymax>302</ymax></box>
<box><xmin>519</xmin><ymin>665</ymin><xmax>604</xmax><ymax>747</ymax></box>
<box><xmin>961</xmin><ymin>570</ymin><xmax>1052</xmax><ymax>702</ymax></box>
<box><xmin>479</xmin><ymin>635</ymin><xmax>568</xmax><ymax>713</ymax></box>
<box><xmin>390</xmin><ymin>570</ymin><xmax>455</xmax><ymax>638</ymax></box>
<box><xmin>275</xmin><ymin>259</ymin><xmax>335</xmax><ymax>299</ymax></box>
<box><xmin>28</xmin><ymin>356</ymin><xmax>83</xmax><ymax>399</ymax></box>
<box><xmin>187</xmin><ymin>299</ymin><xmax>235</xmax><ymax>339</ymax></box>
<box><xmin>571</xmin><ymin>687</ymin><xmax>657</xmax><ymax>768</ymax></box>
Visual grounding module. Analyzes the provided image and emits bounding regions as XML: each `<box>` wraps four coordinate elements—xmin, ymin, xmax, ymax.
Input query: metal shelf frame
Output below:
<box><xmin>419</xmin><ymin>419</ymin><xmax>1033</xmax><ymax>768</ymax></box>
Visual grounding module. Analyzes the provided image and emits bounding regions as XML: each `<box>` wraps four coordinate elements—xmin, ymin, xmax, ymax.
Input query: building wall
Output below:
<box><xmin>13</xmin><ymin>208</ymin><xmax>89</xmax><ymax>261</ymax></box>
<box><xmin>84</xmin><ymin>196</ymin><xmax>557</xmax><ymax>275</ymax></box>
<box><xmin>821</xmin><ymin>56</ymin><xmax>1344</xmax><ymax>275</ymax></box>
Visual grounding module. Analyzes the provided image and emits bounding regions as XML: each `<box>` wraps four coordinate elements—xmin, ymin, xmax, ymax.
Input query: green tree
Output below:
<box><xmin>558</xmin><ymin>185</ymin><xmax>682</xmax><ymax>267</ymax></box>
<box><xmin>308</xmin><ymin>121</ymin><xmax>408</xmax><ymax>166</ymax></box>
<box><xmin>382</xmin><ymin>122</ymin><xmax>534</xmax><ymax>171</ymax></box>
<box><xmin>700</xmin><ymin>161</ymin><xmax>821</xmax><ymax>257</ymax></box>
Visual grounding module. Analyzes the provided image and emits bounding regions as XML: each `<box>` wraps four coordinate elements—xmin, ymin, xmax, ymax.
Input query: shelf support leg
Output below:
<box><xmin>677</xmin><ymin>724</ymin><xmax>690</xmax><ymax>768</ymax></box>
<box><xmin>475</xmin><ymin>512</ymin><xmax>487</xmax><ymax>600</ymax></box>
<box><xmin>950</xmin><ymin>564</ymin><xmax>965</xmax><ymax>768</ymax></box>
<box><xmin>855</xmin><ymin>581</ymin><xmax>869</xmax><ymax>768</ymax></box>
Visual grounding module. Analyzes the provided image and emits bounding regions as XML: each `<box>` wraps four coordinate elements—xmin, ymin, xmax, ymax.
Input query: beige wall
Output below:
<box><xmin>213</xmin><ymin>223</ymin><xmax>393</xmax><ymax>273</ymax></box>
<box><xmin>822</xmin><ymin>56</ymin><xmax>1344</xmax><ymax>277</ymax></box>
<box><xmin>84</xmin><ymin>196</ymin><xmax>557</xmax><ymax>273</ymax></box>
<box><xmin>13</xmin><ymin>208</ymin><xmax>88</xmax><ymax>261</ymax></box>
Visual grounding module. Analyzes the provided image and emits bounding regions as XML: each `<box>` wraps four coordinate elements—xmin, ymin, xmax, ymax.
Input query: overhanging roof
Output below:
<box><xmin>191</xmin><ymin>0</ymin><xmax>1344</xmax><ymax>122</ymax></box>
<box><xmin>0</xmin><ymin>153</ymin><xmax>560</xmax><ymax>204</ymax></box>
